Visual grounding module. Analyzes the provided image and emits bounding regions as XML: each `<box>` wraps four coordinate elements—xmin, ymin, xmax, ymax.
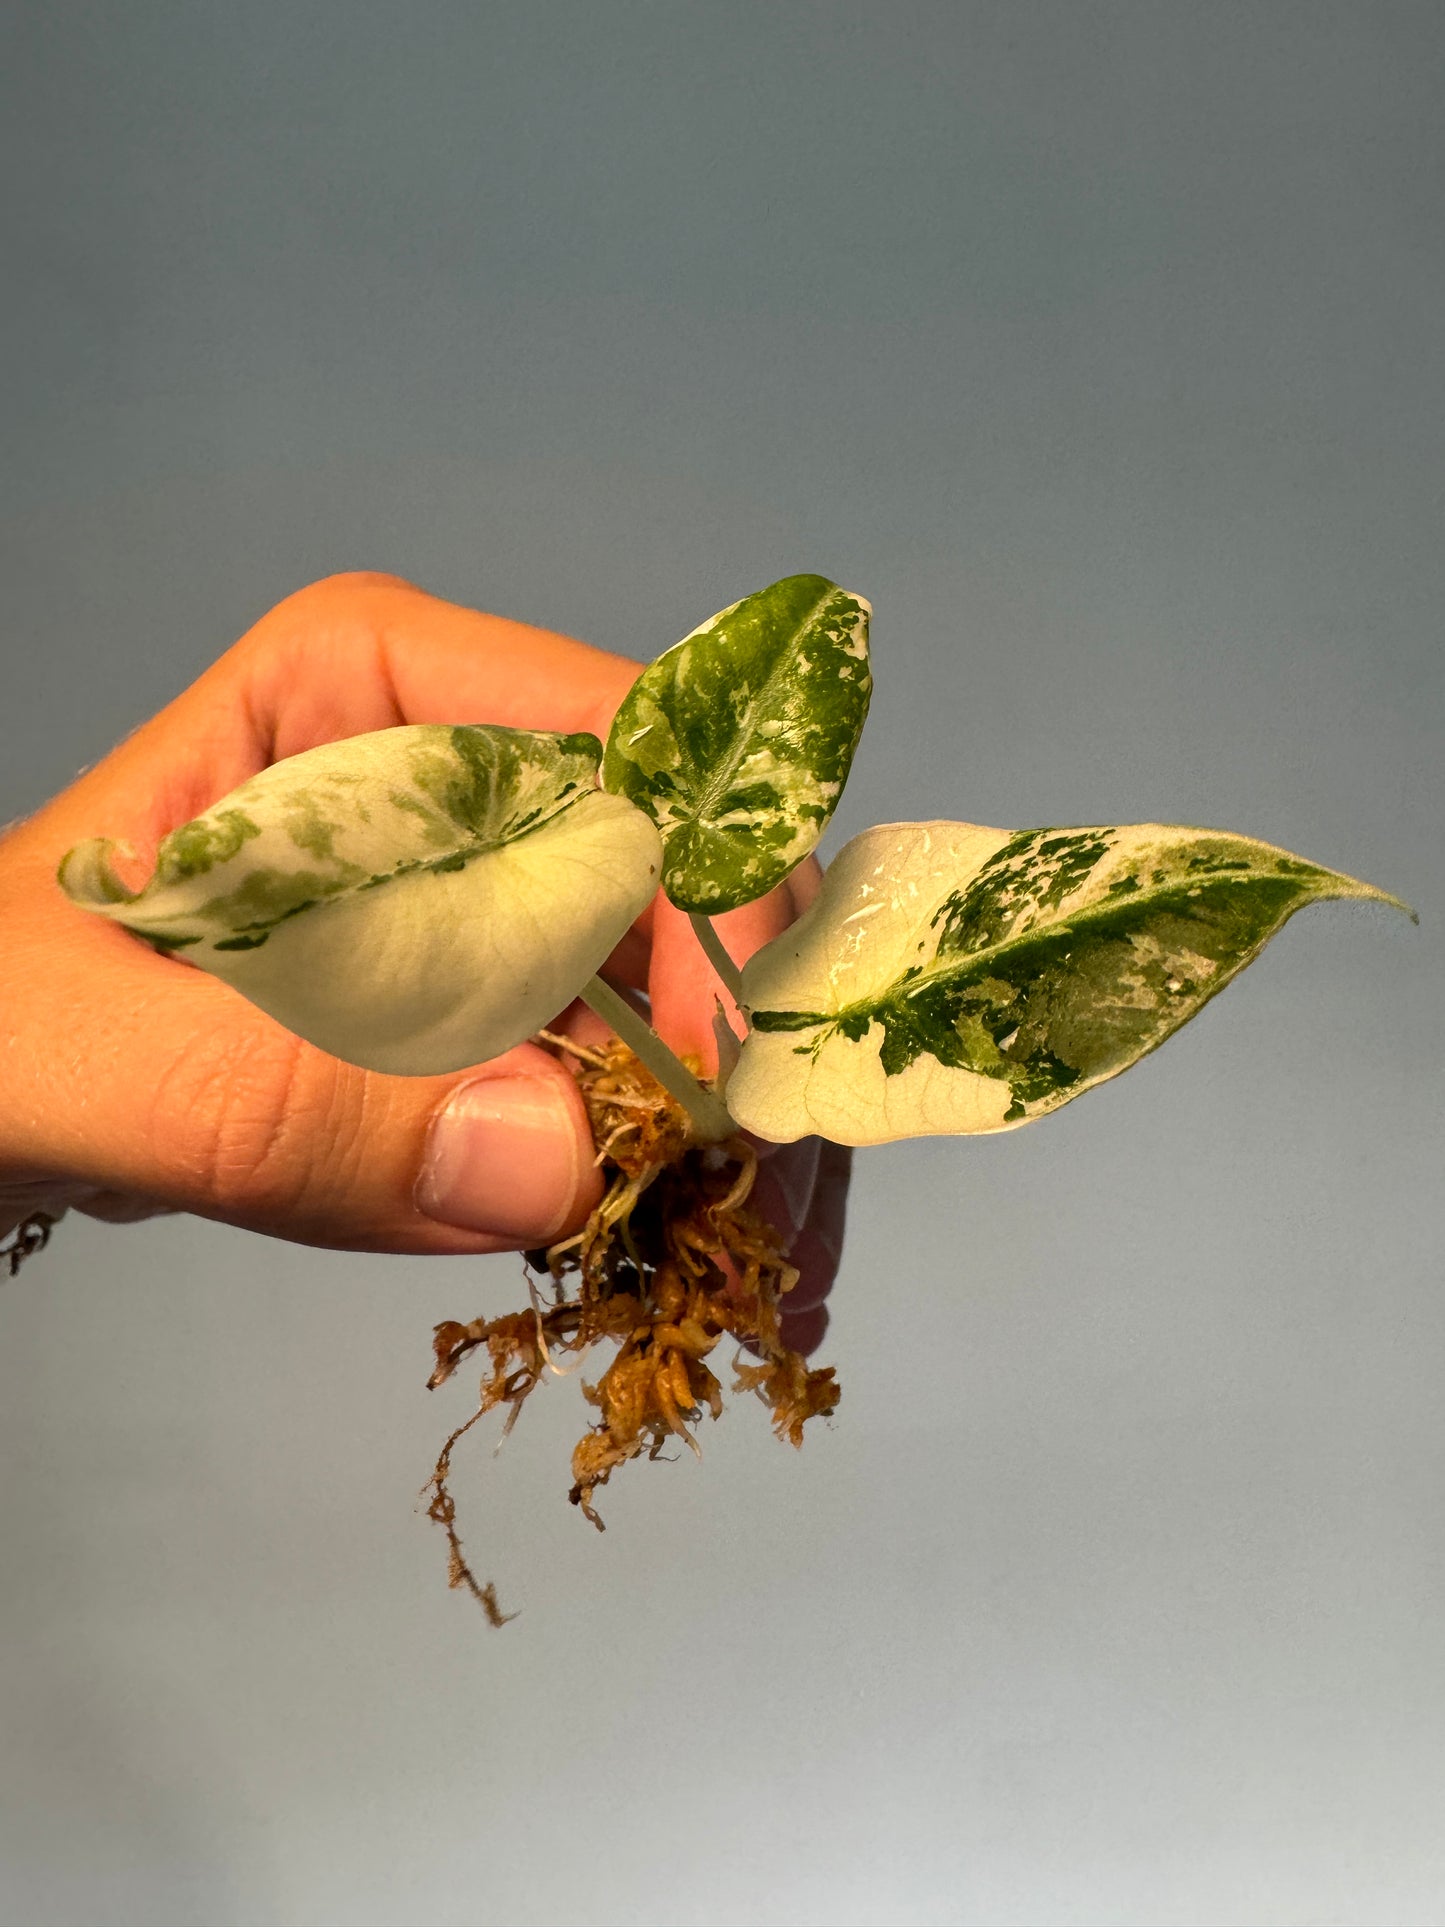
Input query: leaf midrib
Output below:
<box><xmin>149</xmin><ymin>787</ymin><xmax>598</xmax><ymax>941</ymax></box>
<box><xmin>768</xmin><ymin>866</ymin><xmax>1327</xmax><ymax>1028</ymax></box>
<box><xmin>681</xmin><ymin>582</ymin><xmax>840</xmax><ymax>833</ymax></box>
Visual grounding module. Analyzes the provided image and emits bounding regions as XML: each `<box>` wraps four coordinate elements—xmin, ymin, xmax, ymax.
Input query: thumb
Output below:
<box><xmin>3</xmin><ymin>832</ymin><xmax>601</xmax><ymax>1254</ymax></box>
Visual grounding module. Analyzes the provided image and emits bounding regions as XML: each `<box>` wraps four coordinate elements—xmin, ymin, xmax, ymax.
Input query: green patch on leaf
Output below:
<box><xmin>154</xmin><ymin>808</ymin><xmax>261</xmax><ymax>884</ymax></box>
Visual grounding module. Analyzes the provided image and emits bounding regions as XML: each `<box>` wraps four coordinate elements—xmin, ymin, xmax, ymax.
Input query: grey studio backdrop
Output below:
<box><xmin>2</xmin><ymin>8</ymin><xmax>1442</xmax><ymax>1927</ymax></box>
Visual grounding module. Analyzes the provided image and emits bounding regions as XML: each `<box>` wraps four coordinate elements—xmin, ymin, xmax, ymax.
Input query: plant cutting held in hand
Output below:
<box><xmin>59</xmin><ymin>573</ymin><xmax>1411</xmax><ymax>1620</ymax></box>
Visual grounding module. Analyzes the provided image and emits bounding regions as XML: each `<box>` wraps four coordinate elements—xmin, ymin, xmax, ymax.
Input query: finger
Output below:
<box><xmin>779</xmin><ymin>1303</ymin><xmax>829</xmax><ymax>1358</ymax></box>
<box><xmin>750</xmin><ymin>1136</ymin><xmax>820</xmax><ymax>1251</ymax></box>
<box><xmin>73</xmin><ymin>1193</ymin><xmax>177</xmax><ymax>1225</ymax></box>
<box><xmin>777</xmin><ymin>1141</ymin><xmax>853</xmax><ymax>1313</ymax></box>
<box><xmin>242</xmin><ymin>573</ymin><xmax>642</xmax><ymax>760</ymax></box>
<box><xmin>778</xmin><ymin>1144</ymin><xmax>847</xmax><ymax>1355</ymax></box>
<box><xmin>646</xmin><ymin>883</ymin><xmax>799</xmax><ymax>1072</ymax></box>
<box><xmin>39</xmin><ymin>573</ymin><xmax>645</xmax><ymax>875</ymax></box>
<box><xmin>597</xmin><ymin>900</ymin><xmax>654</xmax><ymax>996</ymax></box>
<box><xmin>787</xmin><ymin>854</ymin><xmax>824</xmax><ymax>916</ymax></box>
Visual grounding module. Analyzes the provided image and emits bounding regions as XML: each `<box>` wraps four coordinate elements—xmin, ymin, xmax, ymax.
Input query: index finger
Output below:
<box><xmin>34</xmin><ymin>573</ymin><xmax>645</xmax><ymax>875</ymax></box>
<box><xmin>243</xmin><ymin>573</ymin><xmax>643</xmax><ymax>760</ymax></box>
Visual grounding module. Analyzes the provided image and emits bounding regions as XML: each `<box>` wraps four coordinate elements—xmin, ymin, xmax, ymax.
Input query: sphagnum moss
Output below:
<box><xmin>424</xmin><ymin>1035</ymin><xmax>838</xmax><ymax>1622</ymax></box>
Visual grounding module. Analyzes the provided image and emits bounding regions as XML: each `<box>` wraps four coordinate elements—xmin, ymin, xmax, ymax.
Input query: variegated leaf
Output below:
<box><xmin>727</xmin><ymin>820</ymin><xmax>1411</xmax><ymax>1145</ymax></box>
<box><xmin>59</xmin><ymin>725</ymin><xmax>662</xmax><ymax>1075</ymax></box>
<box><xmin>602</xmin><ymin>573</ymin><xmax>871</xmax><ymax>913</ymax></box>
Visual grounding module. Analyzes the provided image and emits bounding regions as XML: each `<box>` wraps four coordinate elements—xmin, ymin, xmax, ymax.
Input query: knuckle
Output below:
<box><xmin>235</xmin><ymin>571</ymin><xmax>419</xmax><ymax>679</ymax></box>
<box><xmin>278</xmin><ymin>569</ymin><xmax>418</xmax><ymax>614</ymax></box>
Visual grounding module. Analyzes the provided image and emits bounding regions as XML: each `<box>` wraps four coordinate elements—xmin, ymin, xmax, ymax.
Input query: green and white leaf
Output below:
<box><xmin>727</xmin><ymin>819</ymin><xmax>1412</xmax><ymax>1145</ymax></box>
<box><xmin>59</xmin><ymin>724</ymin><xmax>662</xmax><ymax>1076</ymax></box>
<box><xmin>602</xmin><ymin>573</ymin><xmax>871</xmax><ymax>914</ymax></box>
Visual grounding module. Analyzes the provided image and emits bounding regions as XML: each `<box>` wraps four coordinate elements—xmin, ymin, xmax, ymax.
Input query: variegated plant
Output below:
<box><xmin>59</xmin><ymin>573</ymin><xmax>1410</xmax><ymax>1150</ymax></box>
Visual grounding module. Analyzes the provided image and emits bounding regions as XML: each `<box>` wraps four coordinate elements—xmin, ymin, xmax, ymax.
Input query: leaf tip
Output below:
<box><xmin>57</xmin><ymin>836</ymin><xmax>140</xmax><ymax>908</ymax></box>
<box><xmin>1380</xmin><ymin>886</ymin><xmax>1421</xmax><ymax>927</ymax></box>
<box><xmin>1330</xmin><ymin>872</ymin><xmax>1418</xmax><ymax>926</ymax></box>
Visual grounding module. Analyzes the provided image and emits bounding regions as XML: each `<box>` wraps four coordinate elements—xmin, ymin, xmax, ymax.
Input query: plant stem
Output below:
<box><xmin>579</xmin><ymin>976</ymin><xmax>735</xmax><ymax>1143</ymax></box>
<box><xmin>688</xmin><ymin>912</ymin><xmax>747</xmax><ymax>1009</ymax></box>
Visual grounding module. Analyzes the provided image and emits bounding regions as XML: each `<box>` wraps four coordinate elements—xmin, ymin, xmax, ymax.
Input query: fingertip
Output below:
<box><xmin>778</xmin><ymin>1225</ymin><xmax>836</xmax><ymax>1312</ymax></box>
<box><xmin>809</xmin><ymin>1141</ymin><xmax>854</xmax><ymax>1249</ymax></box>
<box><xmin>751</xmin><ymin>1136</ymin><xmax>821</xmax><ymax>1249</ymax></box>
<box><xmin>280</xmin><ymin>569</ymin><xmax>422</xmax><ymax>611</ymax></box>
<box><xmin>648</xmin><ymin>879</ymin><xmax>800</xmax><ymax>1068</ymax></box>
<box><xmin>779</xmin><ymin>1303</ymin><xmax>829</xmax><ymax>1358</ymax></box>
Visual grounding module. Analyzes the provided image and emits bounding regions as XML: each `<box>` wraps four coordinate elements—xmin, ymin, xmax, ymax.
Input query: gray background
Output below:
<box><xmin>2</xmin><ymin>5</ymin><xmax>1442</xmax><ymax>1924</ymax></box>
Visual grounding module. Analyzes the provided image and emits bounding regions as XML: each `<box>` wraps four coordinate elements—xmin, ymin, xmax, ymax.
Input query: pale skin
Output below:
<box><xmin>0</xmin><ymin>574</ymin><xmax>846</xmax><ymax>1352</ymax></box>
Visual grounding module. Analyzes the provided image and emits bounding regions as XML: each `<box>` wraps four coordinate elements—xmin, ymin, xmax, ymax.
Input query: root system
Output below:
<box><xmin>424</xmin><ymin>1037</ymin><xmax>839</xmax><ymax>1621</ymax></box>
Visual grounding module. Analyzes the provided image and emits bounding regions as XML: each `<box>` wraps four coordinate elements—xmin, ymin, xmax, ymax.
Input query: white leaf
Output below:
<box><xmin>59</xmin><ymin>725</ymin><xmax>663</xmax><ymax>1075</ymax></box>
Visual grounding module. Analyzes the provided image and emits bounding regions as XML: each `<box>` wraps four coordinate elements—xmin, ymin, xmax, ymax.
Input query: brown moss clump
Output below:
<box><xmin>424</xmin><ymin>1036</ymin><xmax>839</xmax><ymax>1622</ymax></box>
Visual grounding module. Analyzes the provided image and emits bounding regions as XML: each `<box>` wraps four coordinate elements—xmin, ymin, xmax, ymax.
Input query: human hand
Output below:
<box><xmin>0</xmin><ymin>574</ymin><xmax>847</xmax><ymax>1348</ymax></box>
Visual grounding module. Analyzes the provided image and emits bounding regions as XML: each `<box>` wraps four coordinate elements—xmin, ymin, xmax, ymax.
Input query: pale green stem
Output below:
<box><xmin>579</xmin><ymin>975</ymin><xmax>735</xmax><ymax>1144</ymax></box>
<box><xmin>688</xmin><ymin>911</ymin><xmax>747</xmax><ymax>1010</ymax></box>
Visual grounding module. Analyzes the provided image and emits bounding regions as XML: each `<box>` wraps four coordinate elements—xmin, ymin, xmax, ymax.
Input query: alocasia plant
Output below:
<box><xmin>59</xmin><ymin>568</ymin><xmax>1409</xmax><ymax>1148</ymax></box>
<box><xmin>56</xmin><ymin>571</ymin><xmax>1411</xmax><ymax>1614</ymax></box>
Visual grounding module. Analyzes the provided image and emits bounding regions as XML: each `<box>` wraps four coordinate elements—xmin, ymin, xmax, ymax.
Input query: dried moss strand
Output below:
<box><xmin>534</xmin><ymin>1026</ymin><xmax>611</xmax><ymax>1069</ymax></box>
<box><xmin>425</xmin><ymin>1407</ymin><xmax>517</xmax><ymax>1625</ymax></box>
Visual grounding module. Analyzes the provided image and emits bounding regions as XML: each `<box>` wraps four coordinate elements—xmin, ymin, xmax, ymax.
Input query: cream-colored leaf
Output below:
<box><xmin>59</xmin><ymin>725</ymin><xmax>663</xmax><ymax>1075</ymax></box>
